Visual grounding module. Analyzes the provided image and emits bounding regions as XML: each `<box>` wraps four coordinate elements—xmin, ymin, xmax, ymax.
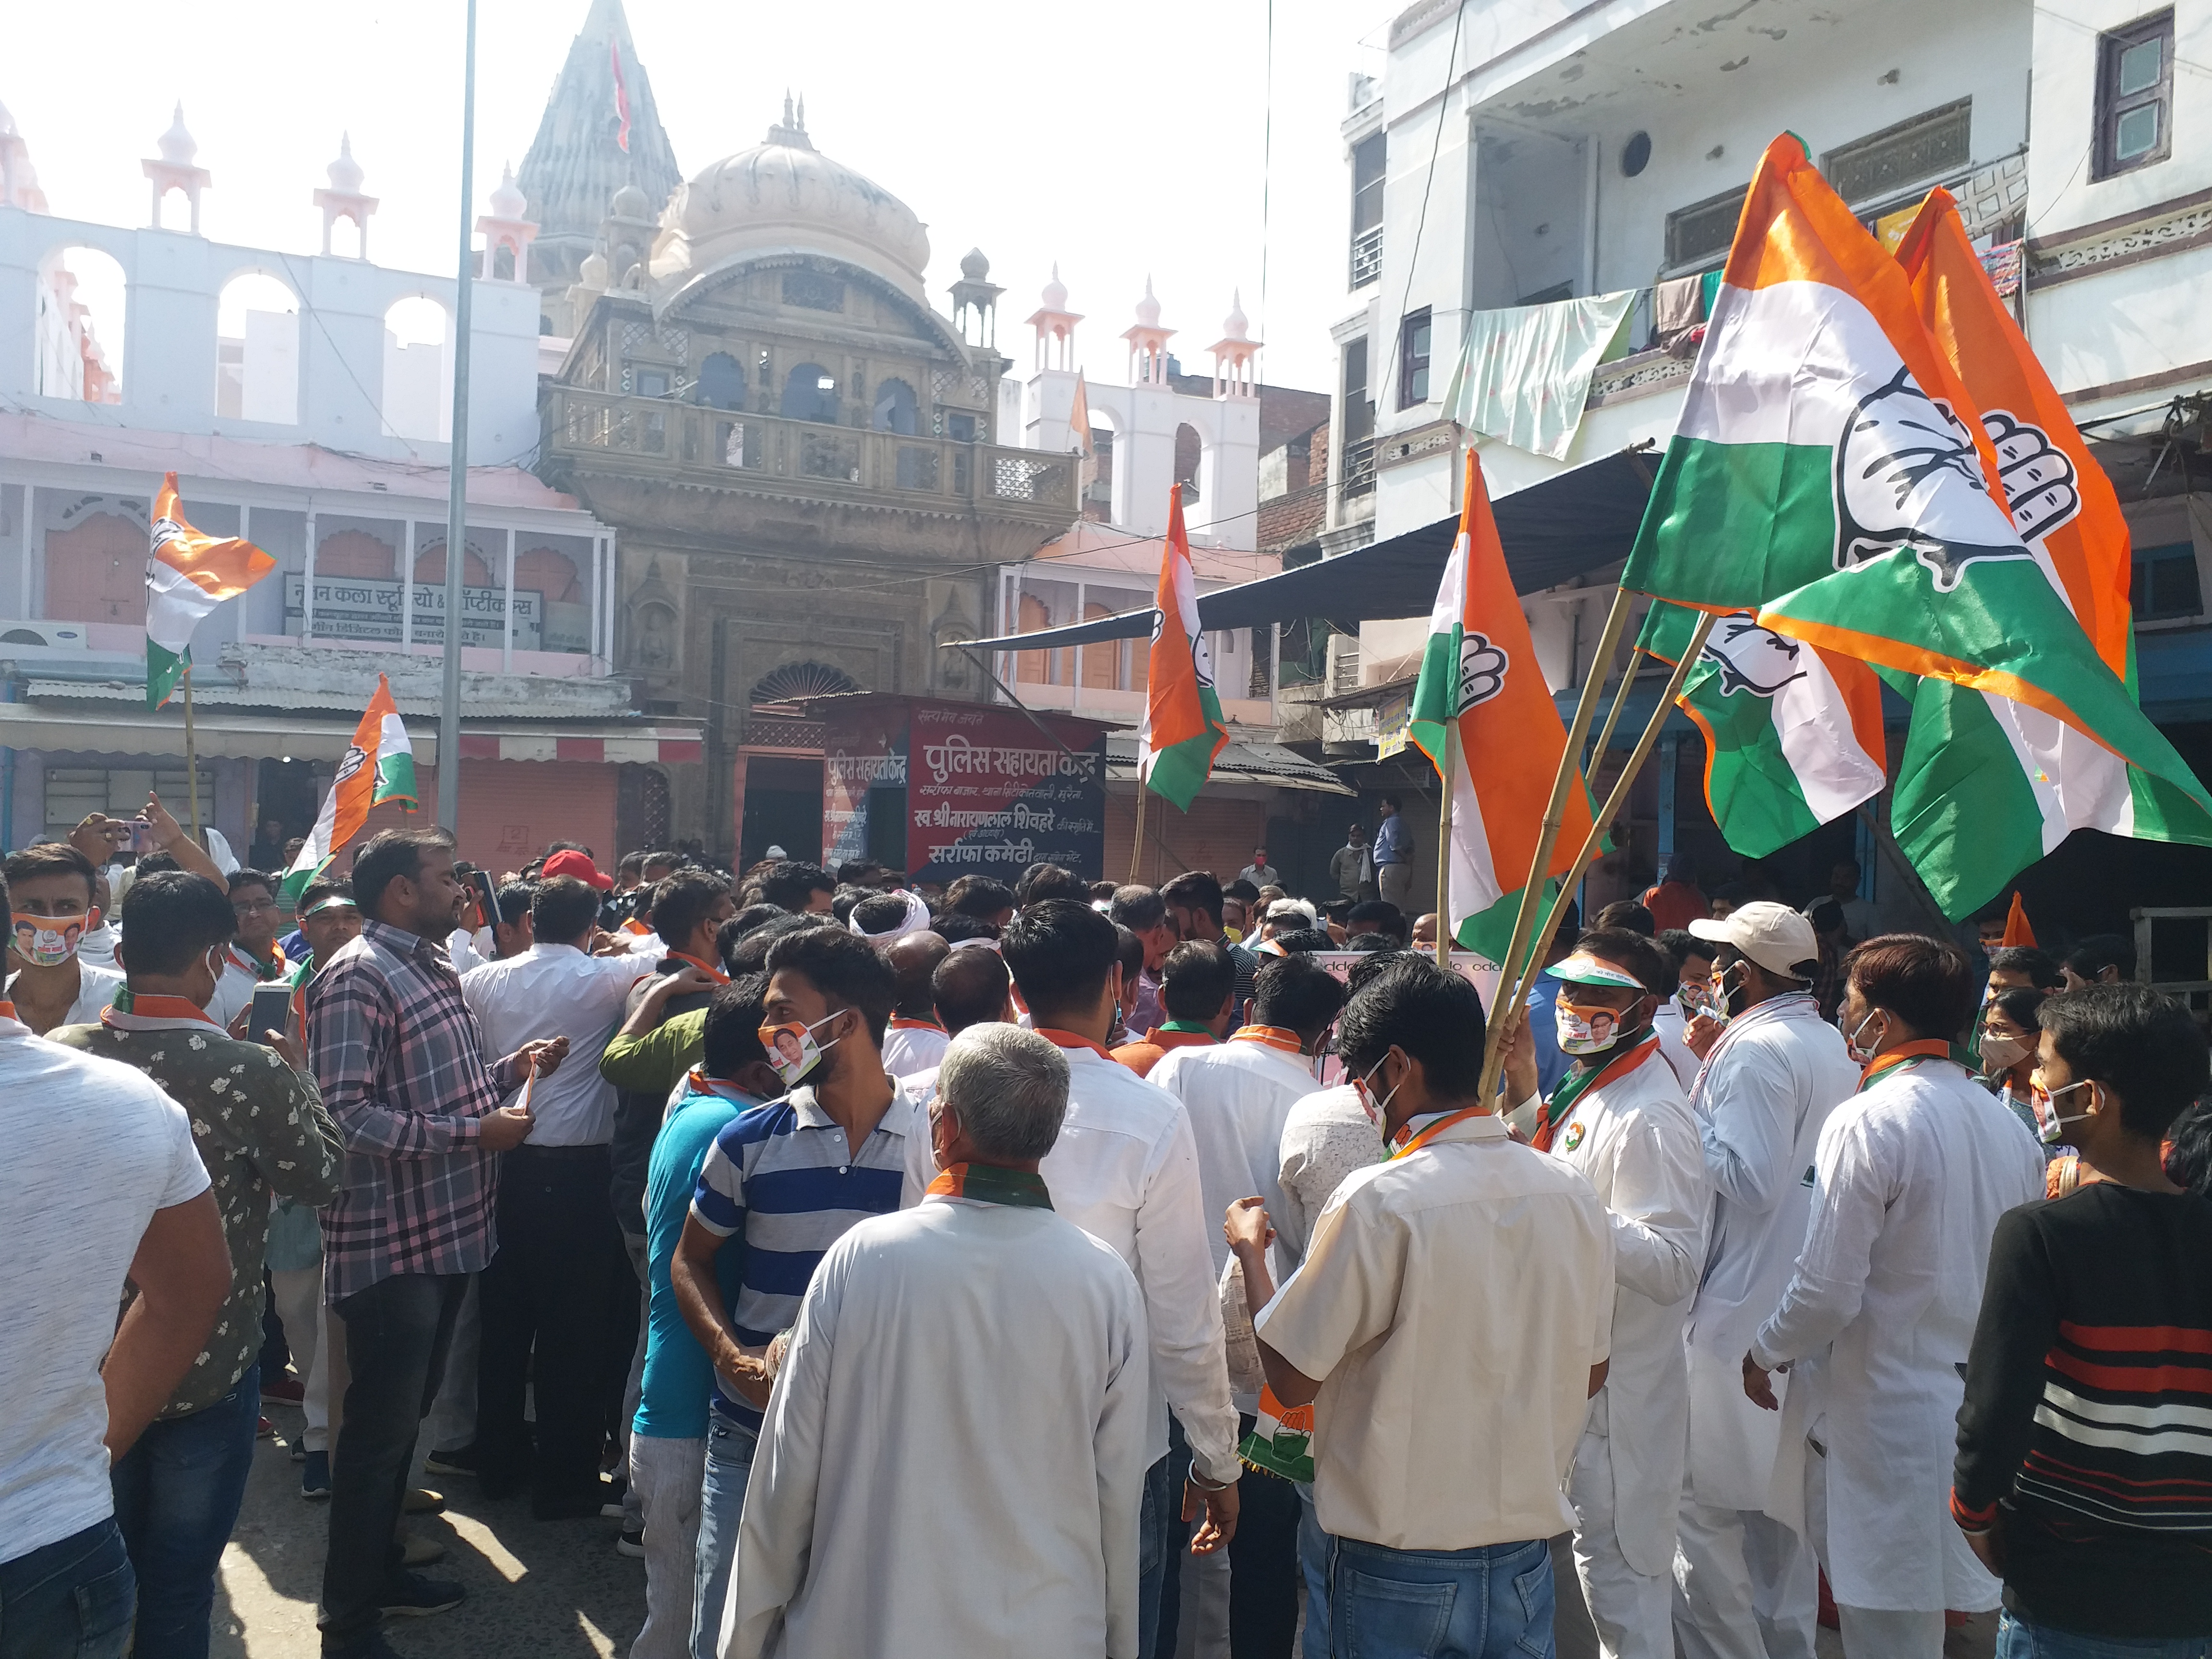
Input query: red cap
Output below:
<box><xmin>540</xmin><ymin>849</ymin><xmax>613</xmax><ymax>890</ymax></box>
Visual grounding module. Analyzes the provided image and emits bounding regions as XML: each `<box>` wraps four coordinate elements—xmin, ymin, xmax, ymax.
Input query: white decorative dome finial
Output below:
<box><xmin>490</xmin><ymin>161</ymin><xmax>526</xmax><ymax>220</ymax></box>
<box><xmin>1041</xmin><ymin>263</ymin><xmax>1068</xmax><ymax>311</ymax></box>
<box><xmin>1222</xmin><ymin>288</ymin><xmax>1250</xmax><ymax>340</ymax></box>
<box><xmin>1135</xmin><ymin>275</ymin><xmax>1161</xmax><ymax>327</ymax></box>
<box><xmin>158</xmin><ymin>102</ymin><xmax>197</xmax><ymax>165</ymax></box>
<box><xmin>327</xmin><ymin>132</ymin><xmax>364</xmax><ymax>194</ymax></box>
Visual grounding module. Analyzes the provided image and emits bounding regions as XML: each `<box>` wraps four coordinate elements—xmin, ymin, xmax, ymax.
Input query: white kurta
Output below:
<box><xmin>1148</xmin><ymin>1035</ymin><xmax>1319</xmax><ymax>1277</ymax></box>
<box><xmin>1682</xmin><ymin>997</ymin><xmax>1860</xmax><ymax>1509</ymax></box>
<box><xmin>879</xmin><ymin>1019</ymin><xmax>950</xmax><ymax>1082</ymax></box>
<box><xmin>1543</xmin><ymin>1049</ymin><xmax>1707</xmax><ymax>1577</ymax></box>
<box><xmin>726</xmin><ymin>1193</ymin><xmax>1150</xmax><ymax>1659</ymax></box>
<box><xmin>1750</xmin><ymin>1060</ymin><xmax>2043</xmax><ymax>1613</ymax></box>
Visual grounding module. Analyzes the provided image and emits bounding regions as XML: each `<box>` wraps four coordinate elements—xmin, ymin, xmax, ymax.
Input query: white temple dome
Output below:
<box><xmin>157</xmin><ymin>103</ymin><xmax>197</xmax><ymax>165</ymax></box>
<box><xmin>489</xmin><ymin>162</ymin><xmax>527</xmax><ymax>219</ymax></box>
<box><xmin>1040</xmin><ymin>264</ymin><xmax>1069</xmax><ymax>311</ymax></box>
<box><xmin>654</xmin><ymin>105</ymin><xmax>929</xmax><ymax>302</ymax></box>
<box><xmin>327</xmin><ymin>133</ymin><xmax>364</xmax><ymax>194</ymax></box>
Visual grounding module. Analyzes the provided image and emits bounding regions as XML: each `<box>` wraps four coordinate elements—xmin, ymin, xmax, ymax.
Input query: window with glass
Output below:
<box><xmin>2095</xmin><ymin>10</ymin><xmax>2174</xmax><ymax>178</ymax></box>
<box><xmin>1350</xmin><ymin>133</ymin><xmax>1386</xmax><ymax>289</ymax></box>
<box><xmin>2130</xmin><ymin>541</ymin><xmax>2201</xmax><ymax>621</ymax></box>
<box><xmin>1397</xmin><ymin>308</ymin><xmax>1432</xmax><ymax>409</ymax></box>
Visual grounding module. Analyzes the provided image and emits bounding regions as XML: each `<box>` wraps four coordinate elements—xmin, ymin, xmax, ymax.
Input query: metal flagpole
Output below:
<box><xmin>437</xmin><ymin>0</ymin><xmax>478</xmax><ymax>833</ymax></box>
<box><xmin>182</xmin><ymin>662</ymin><xmax>202</xmax><ymax>841</ymax></box>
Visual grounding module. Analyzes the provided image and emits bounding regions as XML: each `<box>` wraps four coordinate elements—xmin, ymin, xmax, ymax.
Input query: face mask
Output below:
<box><xmin>2033</xmin><ymin>1077</ymin><xmax>2095</xmax><ymax>1145</ymax></box>
<box><xmin>1557</xmin><ymin>1000</ymin><xmax>1625</xmax><ymax>1056</ymax></box>
<box><xmin>11</xmin><ymin>909</ymin><xmax>94</xmax><ymax>968</ymax></box>
<box><xmin>1708</xmin><ymin>961</ymin><xmax>1747</xmax><ymax>1020</ymax></box>
<box><xmin>756</xmin><ymin>1010</ymin><xmax>846</xmax><ymax>1090</ymax></box>
<box><xmin>1840</xmin><ymin>1007</ymin><xmax>1886</xmax><ymax>1065</ymax></box>
<box><xmin>1352</xmin><ymin>1054</ymin><xmax>1397</xmax><ymax>1127</ymax></box>
<box><xmin>1979</xmin><ymin>1033</ymin><xmax>2032</xmax><ymax>1074</ymax></box>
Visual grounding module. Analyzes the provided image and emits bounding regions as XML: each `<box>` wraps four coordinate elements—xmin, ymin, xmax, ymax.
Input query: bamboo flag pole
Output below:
<box><xmin>1472</xmin><ymin>586</ymin><xmax>1636</xmax><ymax>1104</ymax></box>
<box><xmin>1433</xmin><ymin>718</ymin><xmax>1456</xmax><ymax>968</ymax></box>
<box><xmin>1582</xmin><ymin>646</ymin><xmax>1649</xmax><ymax>777</ymax></box>
<box><xmin>1129</xmin><ymin>769</ymin><xmax>1150</xmax><ymax>884</ymax></box>
<box><xmin>181</xmin><ymin>661</ymin><xmax>203</xmax><ymax>842</ymax></box>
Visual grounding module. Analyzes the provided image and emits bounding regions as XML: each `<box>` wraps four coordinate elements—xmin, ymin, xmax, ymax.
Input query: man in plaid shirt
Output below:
<box><xmin>308</xmin><ymin>829</ymin><xmax>567</xmax><ymax>1659</ymax></box>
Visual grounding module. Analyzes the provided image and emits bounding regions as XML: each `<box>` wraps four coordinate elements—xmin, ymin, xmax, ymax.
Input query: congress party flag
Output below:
<box><xmin>1139</xmin><ymin>489</ymin><xmax>1230</xmax><ymax>811</ymax></box>
<box><xmin>282</xmin><ymin>674</ymin><xmax>418</xmax><ymax>902</ymax></box>
<box><xmin>1410</xmin><ymin>449</ymin><xmax>1593</xmax><ymax>958</ymax></box>
<box><xmin>1620</xmin><ymin>133</ymin><xmax>2212</xmax><ymax>917</ymax></box>
<box><xmin>145</xmin><ymin>473</ymin><xmax>276</xmax><ymax>709</ymax></box>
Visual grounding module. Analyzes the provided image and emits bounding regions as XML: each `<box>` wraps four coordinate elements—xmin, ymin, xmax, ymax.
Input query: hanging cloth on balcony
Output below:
<box><xmin>1438</xmin><ymin>290</ymin><xmax>1637</xmax><ymax>461</ymax></box>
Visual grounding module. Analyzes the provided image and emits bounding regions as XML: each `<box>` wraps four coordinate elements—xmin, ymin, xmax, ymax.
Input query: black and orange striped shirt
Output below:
<box><xmin>1953</xmin><ymin>1182</ymin><xmax>2212</xmax><ymax>1639</ymax></box>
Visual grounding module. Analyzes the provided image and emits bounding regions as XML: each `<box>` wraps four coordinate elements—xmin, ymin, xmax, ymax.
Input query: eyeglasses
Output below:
<box><xmin>231</xmin><ymin>897</ymin><xmax>280</xmax><ymax>916</ymax></box>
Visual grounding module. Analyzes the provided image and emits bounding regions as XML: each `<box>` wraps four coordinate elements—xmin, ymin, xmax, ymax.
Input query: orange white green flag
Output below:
<box><xmin>1886</xmin><ymin>187</ymin><xmax>2166</xmax><ymax>910</ymax></box>
<box><xmin>1139</xmin><ymin>489</ymin><xmax>1230</xmax><ymax>811</ymax></box>
<box><xmin>145</xmin><ymin>472</ymin><xmax>276</xmax><ymax>709</ymax></box>
<box><xmin>1409</xmin><ymin>449</ymin><xmax>1593</xmax><ymax>959</ymax></box>
<box><xmin>1620</xmin><ymin>133</ymin><xmax>2212</xmax><ymax>917</ymax></box>
<box><xmin>281</xmin><ymin>674</ymin><xmax>418</xmax><ymax>902</ymax></box>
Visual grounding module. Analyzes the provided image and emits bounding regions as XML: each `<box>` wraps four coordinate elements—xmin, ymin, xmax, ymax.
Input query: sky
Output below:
<box><xmin>8</xmin><ymin>0</ymin><xmax>1399</xmax><ymax>393</ymax></box>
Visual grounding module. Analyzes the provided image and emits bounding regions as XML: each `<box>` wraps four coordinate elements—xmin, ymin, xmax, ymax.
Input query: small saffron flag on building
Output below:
<box><xmin>282</xmin><ymin>674</ymin><xmax>418</xmax><ymax>902</ymax></box>
<box><xmin>610</xmin><ymin>37</ymin><xmax>632</xmax><ymax>152</ymax></box>
<box><xmin>1138</xmin><ymin>489</ymin><xmax>1230</xmax><ymax>811</ymax></box>
<box><xmin>1066</xmin><ymin>371</ymin><xmax>1092</xmax><ymax>457</ymax></box>
<box><xmin>146</xmin><ymin>472</ymin><xmax>276</xmax><ymax>710</ymax></box>
<box><xmin>1409</xmin><ymin>448</ymin><xmax>1593</xmax><ymax>959</ymax></box>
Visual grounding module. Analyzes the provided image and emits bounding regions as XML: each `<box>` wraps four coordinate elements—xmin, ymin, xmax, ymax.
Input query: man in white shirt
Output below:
<box><xmin>5</xmin><ymin>843</ymin><xmax>123</xmax><ymax>1035</ymax></box>
<box><xmin>996</xmin><ymin>899</ymin><xmax>1241</xmax><ymax>1659</ymax></box>
<box><xmin>205</xmin><ymin>868</ymin><xmax>291</xmax><ymax>1030</ymax></box>
<box><xmin>461</xmin><ymin>874</ymin><xmax>653</xmax><ymax>1518</ymax></box>
<box><xmin>1504</xmin><ymin>929</ymin><xmax>1707</xmax><ymax>1659</ymax></box>
<box><xmin>874</xmin><ymin>929</ymin><xmax>950</xmax><ymax>1081</ymax></box>
<box><xmin>728</xmin><ymin>1023</ymin><xmax>1148</xmax><ymax>1659</ymax></box>
<box><xmin>1743</xmin><ymin>935</ymin><xmax>2042</xmax><ymax>1657</ymax></box>
<box><xmin>0</xmin><ymin>854</ymin><xmax>230</xmax><ymax>1655</ymax></box>
<box><xmin>1148</xmin><ymin>953</ymin><xmax>1345</xmax><ymax>1656</ymax></box>
<box><xmin>1799</xmin><ymin>858</ymin><xmax>1878</xmax><ymax>944</ymax></box>
<box><xmin>1241</xmin><ymin>956</ymin><xmax>1614</xmax><ymax>1659</ymax></box>
<box><xmin>1671</xmin><ymin>902</ymin><xmax>1860</xmax><ymax>1659</ymax></box>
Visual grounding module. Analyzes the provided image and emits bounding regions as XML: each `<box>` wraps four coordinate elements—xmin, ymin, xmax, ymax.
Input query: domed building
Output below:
<box><xmin>535</xmin><ymin>73</ymin><xmax>1077</xmax><ymax>862</ymax></box>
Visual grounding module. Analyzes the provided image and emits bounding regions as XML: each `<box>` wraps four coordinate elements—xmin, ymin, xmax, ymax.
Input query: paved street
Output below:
<box><xmin>215</xmin><ymin>1403</ymin><xmax>645</xmax><ymax>1659</ymax></box>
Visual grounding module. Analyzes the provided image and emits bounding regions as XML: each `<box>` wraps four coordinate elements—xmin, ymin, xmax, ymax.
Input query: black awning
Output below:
<box><xmin>960</xmin><ymin>446</ymin><xmax>1657</xmax><ymax>653</ymax></box>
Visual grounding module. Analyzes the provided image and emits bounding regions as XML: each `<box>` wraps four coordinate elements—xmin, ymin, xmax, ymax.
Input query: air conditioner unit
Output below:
<box><xmin>0</xmin><ymin>621</ymin><xmax>89</xmax><ymax>649</ymax></box>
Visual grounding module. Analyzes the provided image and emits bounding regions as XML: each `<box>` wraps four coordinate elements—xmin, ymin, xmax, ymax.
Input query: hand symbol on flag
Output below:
<box><xmin>1981</xmin><ymin>410</ymin><xmax>2082</xmax><ymax>545</ymax></box>
<box><xmin>1455</xmin><ymin>633</ymin><xmax>1508</xmax><ymax>714</ymax></box>
<box><xmin>1701</xmin><ymin>614</ymin><xmax>1807</xmax><ymax>699</ymax></box>
<box><xmin>1835</xmin><ymin>366</ymin><xmax>2033</xmax><ymax>592</ymax></box>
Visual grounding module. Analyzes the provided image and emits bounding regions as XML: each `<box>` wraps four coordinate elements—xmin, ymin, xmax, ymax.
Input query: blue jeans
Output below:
<box><xmin>0</xmin><ymin>1518</ymin><xmax>136</xmax><ymax>1659</ymax></box>
<box><xmin>1996</xmin><ymin>1611</ymin><xmax>2211</xmax><ymax>1659</ymax></box>
<box><xmin>692</xmin><ymin>1414</ymin><xmax>757</xmax><ymax>1659</ymax></box>
<box><xmin>1298</xmin><ymin>1484</ymin><xmax>1333</xmax><ymax>1659</ymax></box>
<box><xmin>1137</xmin><ymin>1416</ymin><xmax>1195</xmax><ymax>1659</ymax></box>
<box><xmin>1330</xmin><ymin>1534</ymin><xmax>1554</xmax><ymax>1659</ymax></box>
<box><xmin>110</xmin><ymin>1363</ymin><xmax>260</xmax><ymax>1659</ymax></box>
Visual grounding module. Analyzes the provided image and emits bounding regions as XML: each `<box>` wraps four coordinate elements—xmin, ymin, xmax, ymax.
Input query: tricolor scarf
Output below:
<box><xmin>889</xmin><ymin>1015</ymin><xmax>945</xmax><ymax>1034</ymax></box>
<box><xmin>1687</xmin><ymin>991</ymin><xmax>1820</xmax><ymax>1112</ymax></box>
<box><xmin>229</xmin><ymin>944</ymin><xmax>288</xmax><ymax>982</ymax></box>
<box><xmin>1388</xmin><ymin>1105</ymin><xmax>1491</xmax><ymax>1161</ymax></box>
<box><xmin>1154</xmin><ymin>1019</ymin><xmax>1217</xmax><ymax>1039</ymax></box>
<box><xmin>1856</xmin><ymin>1038</ymin><xmax>1954</xmax><ymax>1093</ymax></box>
<box><xmin>1238</xmin><ymin>1384</ymin><xmax>1316</xmax><ymax>1484</ymax></box>
<box><xmin>1229</xmin><ymin>1025</ymin><xmax>1303</xmax><ymax>1054</ymax></box>
<box><xmin>104</xmin><ymin>988</ymin><xmax>222</xmax><ymax>1031</ymax></box>
<box><xmin>924</xmin><ymin>1163</ymin><xmax>1052</xmax><ymax>1209</ymax></box>
<box><xmin>1532</xmin><ymin>1033</ymin><xmax>1660</xmax><ymax>1153</ymax></box>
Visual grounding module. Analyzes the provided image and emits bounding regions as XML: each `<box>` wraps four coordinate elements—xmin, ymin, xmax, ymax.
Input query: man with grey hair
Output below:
<box><xmin>727</xmin><ymin>1024</ymin><xmax>1149</xmax><ymax>1659</ymax></box>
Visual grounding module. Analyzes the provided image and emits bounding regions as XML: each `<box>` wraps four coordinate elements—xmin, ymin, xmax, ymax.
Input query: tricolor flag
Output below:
<box><xmin>1884</xmin><ymin>187</ymin><xmax>2185</xmax><ymax>910</ymax></box>
<box><xmin>1138</xmin><ymin>490</ymin><xmax>1229</xmax><ymax>811</ymax></box>
<box><xmin>281</xmin><ymin>674</ymin><xmax>418</xmax><ymax>902</ymax></box>
<box><xmin>145</xmin><ymin>473</ymin><xmax>276</xmax><ymax>709</ymax></box>
<box><xmin>1410</xmin><ymin>449</ymin><xmax>1593</xmax><ymax>959</ymax></box>
<box><xmin>1621</xmin><ymin>134</ymin><xmax>2212</xmax><ymax>917</ymax></box>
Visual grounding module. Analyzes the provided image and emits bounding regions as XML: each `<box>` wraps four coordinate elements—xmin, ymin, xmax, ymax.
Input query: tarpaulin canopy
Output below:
<box><xmin>959</xmin><ymin>446</ymin><xmax>1657</xmax><ymax>653</ymax></box>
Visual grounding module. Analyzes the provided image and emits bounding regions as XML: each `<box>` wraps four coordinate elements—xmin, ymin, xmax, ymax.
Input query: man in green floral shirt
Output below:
<box><xmin>54</xmin><ymin>870</ymin><xmax>343</xmax><ymax>1659</ymax></box>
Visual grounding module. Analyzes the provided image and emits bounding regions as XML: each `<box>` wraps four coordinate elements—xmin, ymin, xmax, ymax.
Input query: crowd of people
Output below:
<box><xmin>4</xmin><ymin>809</ymin><xmax>2210</xmax><ymax>1659</ymax></box>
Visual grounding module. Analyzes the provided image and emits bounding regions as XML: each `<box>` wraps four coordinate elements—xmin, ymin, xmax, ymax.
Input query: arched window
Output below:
<box><xmin>216</xmin><ymin>272</ymin><xmax>300</xmax><ymax>423</ymax></box>
<box><xmin>1015</xmin><ymin>593</ymin><xmax>1053</xmax><ymax>685</ymax></box>
<box><xmin>1175</xmin><ymin>422</ymin><xmax>1203</xmax><ymax>504</ymax></box>
<box><xmin>514</xmin><ymin>546</ymin><xmax>581</xmax><ymax>605</ymax></box>
<box><xmin>35</xmin><ymin>247</ymin><xmax>125</xmax><ymax>403</ymax></box>
<box><xmin>313</xmin><ymin>529</ymin><xmax>397</xmax><ymax>579</ymax></box>
<box><xmin>697</xmin><ymin>351</ymin><xmax>745</xmax><ymax>411</ymax></box>
<box><xmin>45</xmin><ymin>512</ymin><xmax>149</xmax><ymax>625</ymax></box>
<box><xmin>780</xmin><ymin>362</ymin><xmax>840</xmax><ymax>424</ymax></box>
<box><xmin>747</xmin><ymin>660</ymin><xmax>860</xmax><ymax>706</ymax></box>
<box><xmin>382</xmin><ymin>296</ymin><xmax>451</xmax><ymax>442</ymax></box>
<box><xmin>871</xmin><ymin>377</ymin><xmax>918</xmax><ymax>435</ymax></box>
<box><xmin>411</xmin><ymin>541</ymin><xmax>494</xmax><ymax>588</ymax></box>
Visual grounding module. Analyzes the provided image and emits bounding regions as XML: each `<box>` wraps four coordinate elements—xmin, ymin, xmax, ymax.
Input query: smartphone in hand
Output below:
<box><xmin>248</xmin><ymin>982</ymin><xmax>292</xmax><ymax>1045</ymax></box>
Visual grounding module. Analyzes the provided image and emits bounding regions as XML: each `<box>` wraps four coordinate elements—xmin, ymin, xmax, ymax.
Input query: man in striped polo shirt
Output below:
<box><xmin>670</xmin><ymin>926</ymin><xmax>904</xmax><ymax>1659</ymax></box>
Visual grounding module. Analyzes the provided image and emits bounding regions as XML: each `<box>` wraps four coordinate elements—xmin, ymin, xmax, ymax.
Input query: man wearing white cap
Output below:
<box><xmin>1670</xmin><ymin>902</ymin><xmax>1859</xmax><ymax>1659</ymax></box>
<box><xmin>1504</xmin><ymin>928</ymin><xmax>1706</xmax><ymax>1659</ymax></box>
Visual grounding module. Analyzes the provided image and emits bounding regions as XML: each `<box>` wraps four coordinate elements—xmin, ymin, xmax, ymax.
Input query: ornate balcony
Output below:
<box><xmin>541</xmin><ymin>386</ymin><xmax>1080</xmax><ymax>562</ymax></box>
